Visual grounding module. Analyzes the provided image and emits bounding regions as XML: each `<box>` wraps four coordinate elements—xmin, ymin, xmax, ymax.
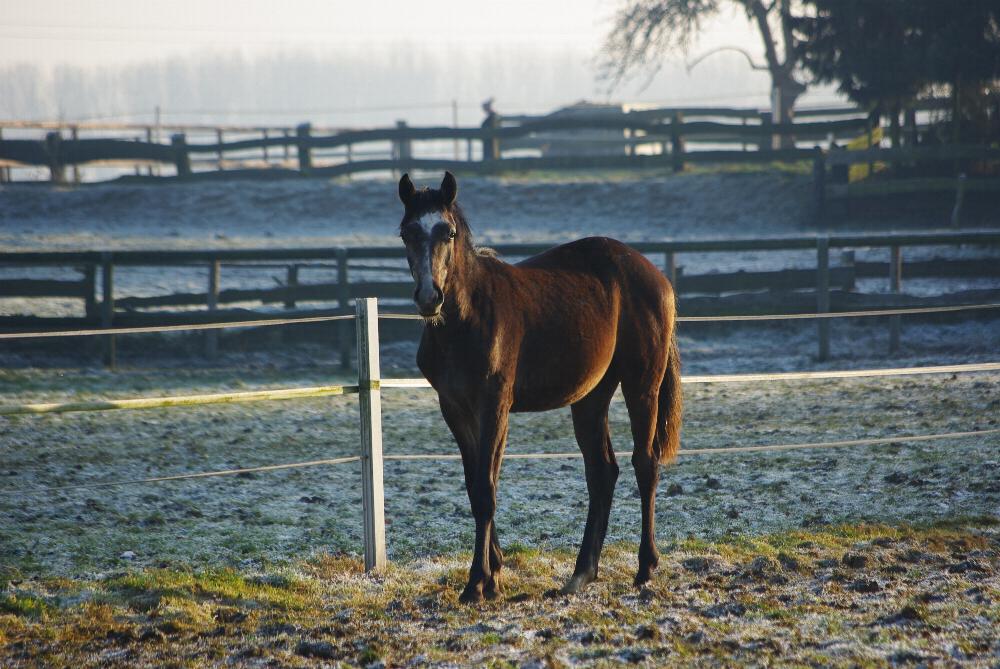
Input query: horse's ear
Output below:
<box><xmin>398</xmin><ymin>173</ymin><xmax>416</xmax><ymax>205</ymax></box>
<box><xmin>440</xmin><ymin>171</ymin><xmax>458</xmax><ymax>207</ymax></box>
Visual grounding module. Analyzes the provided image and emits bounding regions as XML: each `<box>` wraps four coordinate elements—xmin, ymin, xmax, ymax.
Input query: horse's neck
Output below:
<box><xmin>441</xmin><ymin>247</ymin><xmax>498</xmax><ymax>327</ymax></box>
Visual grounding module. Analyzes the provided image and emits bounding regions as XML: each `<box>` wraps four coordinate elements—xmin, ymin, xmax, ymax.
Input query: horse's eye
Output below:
<box><xmin>448</xmin><ymin>229</ymin><xmax>457</xmax><ymax>240</ymax></box>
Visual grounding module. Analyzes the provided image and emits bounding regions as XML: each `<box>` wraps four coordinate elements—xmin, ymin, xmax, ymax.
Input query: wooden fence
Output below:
<box><xmin>2</xmin><ymin>230</ymin><xmax>998</xmax><ymax>366</ymax></box>
<box><xmin>0</xmin><ymin>103</ymin><xmax>881</xmax><ymax>184</ymax></box>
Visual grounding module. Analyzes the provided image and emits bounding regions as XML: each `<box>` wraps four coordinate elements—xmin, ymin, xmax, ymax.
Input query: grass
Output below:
<box><xmin>1</xmin><ymin>520</ymin><xmax>997</xmax><ymax>667</ymax></box>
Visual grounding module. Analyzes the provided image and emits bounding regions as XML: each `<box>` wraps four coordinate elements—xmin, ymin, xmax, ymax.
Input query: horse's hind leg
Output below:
<box><xmin>562</xmin><ymin>373</ymin><xmax>620</xmax><ymax>594</ymax></box>
<box><xmin>621</xmin><ymin>363</ymin><xmax>667</xmax><ymax>587</ymax></box>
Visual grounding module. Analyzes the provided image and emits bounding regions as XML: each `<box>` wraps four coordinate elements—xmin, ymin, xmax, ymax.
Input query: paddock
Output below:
<box><xmin>1</xmin><ymin>298</ymin><xmax>998</xmax><ymax>572</ymax></box>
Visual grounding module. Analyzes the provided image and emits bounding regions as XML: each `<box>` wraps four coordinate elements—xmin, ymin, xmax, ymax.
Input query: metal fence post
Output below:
<box><xmin>356</xmin><ymin>297</ymin><xmax>387</xmax><ymax>572</ymax></box>
<box><xmin>817</xmin><ymin>236</ymin><xmax>830</xmax><ymax>361</ymax></box>
<box><xmin>889</xmin><ymin>246</ymin><xmax>902</xmax><ymax>353</ymax></box>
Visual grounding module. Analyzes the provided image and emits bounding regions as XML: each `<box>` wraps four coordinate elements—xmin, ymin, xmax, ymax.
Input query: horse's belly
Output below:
<box><xmin>510</xmin><ymin>327</ymin><xmax>615</xmax><ymax>412</ymax></box>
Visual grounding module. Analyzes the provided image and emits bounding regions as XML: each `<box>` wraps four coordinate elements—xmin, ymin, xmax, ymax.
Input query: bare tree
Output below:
<box><xmin>600</xmin><ymin>0</ymin><xmax>807</xmax><ymax>145</ymax></box>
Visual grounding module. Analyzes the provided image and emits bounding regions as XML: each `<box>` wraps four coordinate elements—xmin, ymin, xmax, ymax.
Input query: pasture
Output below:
<box><xmin>1</xmin><ymin>352</ymin><xmax>998</xmax><ymax>665</ymax></box>
<box><xmin>2</xmin><ymin>173</ymin><xmax>999</xmax><ymax>666</ymax></box>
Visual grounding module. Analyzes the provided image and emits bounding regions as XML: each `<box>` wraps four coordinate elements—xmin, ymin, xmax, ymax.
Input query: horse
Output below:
<box><xmin>397</xmin><ymin>172</ymin><xmax>682</xmax><ymax>603</ymax></box>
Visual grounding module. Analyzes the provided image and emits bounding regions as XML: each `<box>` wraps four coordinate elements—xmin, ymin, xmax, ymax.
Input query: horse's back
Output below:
<box><xmin>502</xmin><ymin>237</ymin><xmax>675</xmax><ymax>411</ymax></box>
<box><xmin>516</xmin><ymin>236</ymin><xmax>674</xmax><ymax>314</ymax></box>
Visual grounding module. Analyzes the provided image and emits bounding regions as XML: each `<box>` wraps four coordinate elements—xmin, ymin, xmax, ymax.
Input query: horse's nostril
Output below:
<box><xmin>432</xmin><ymin>285</ymin><xmax>444</xmax><ymax>304</ymax></box>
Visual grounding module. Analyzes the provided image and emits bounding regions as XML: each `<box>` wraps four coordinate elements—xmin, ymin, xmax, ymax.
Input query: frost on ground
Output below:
<box><xmin>1</xmin><ymin>523</ymin><xmax>998</xmax><ymax>667</ymax></box>
<box><xmin>1</xmin><ymin>174</ymin><xmax>998</xmax><ymax>665</ymax></box>
<box><xmin>1</xmin><ymin>363</ymin><xmax>997</xmax><ymax>576</ymax></box>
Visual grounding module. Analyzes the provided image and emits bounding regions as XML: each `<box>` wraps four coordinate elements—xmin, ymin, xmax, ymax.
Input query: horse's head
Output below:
<box><xmin>397</xmin><ymin>171</ymin><xmax>461</xmax><ymax>320</ymax></box>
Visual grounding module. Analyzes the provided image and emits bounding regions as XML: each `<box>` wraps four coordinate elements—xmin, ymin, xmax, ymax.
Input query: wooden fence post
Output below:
<box><xmin>45</xmin><ymin>131</ymin><xmax>65</xmax><ymax>185</ymax></box>
<box><xmin>145</xmin><ymin>127</ymin><xmax>154</xmax><ymax>176</ymax></box>
<box><xmin>951</xmin><ymin>173</ymin><xmax>967</xmax><ymax>228</ymax></box>
<box><xmin>904</xmin><ymin>107</ymin><xmax>918</xmax><ymax>147</ymax></box>
<box><xmin>889</xmin><ymin>246</ymin><xmax>902</xmax><ymax>353</ymax></box>
<box><xmin>284</xmin><ymin>265</ymin><xmax>299</xmax><ymax>309</ymax></box>
<box><xmin>670</xmin><ymin>112</ymin><xmax>685</xmax><ymax>172</ymax></box>
<box><xmin>866</xmin><ymin>112</ymin><xmax>877</xmax><ymax>177</ymax></box>
<box><xmin>758</xmin><ymin>112</ymin><xmax>773</xmax><ymax>154</ymax></box>
<box><xmin>171</xmin><ymin>133</ymin><xmax>191</xmax><ymax>178</ymax></box>
<box><xmin>216</xmin><ymin>129</ymin><xmax>225</xmax><ymax>171</ymax></box>
<box><xmin>816</xmin><ymin>236</ymin><xmax>830</xmax><ymax>361</ymax></box>
<box><xmin>664</xmin><ymin>250</ymin><xmax>678</xmax><ymax>288</ymax></box>
<box><xmin>101</xmin><ymin>253</ymin><xmax>116</xmax><ymax>370</ymax></box>
<box><xmin>0</xmin><ymin>127</ymin><xmax>8</xmax><ymax>184</ymax></box>
<box><xmin>82</xmin><ymin>263</ymin><xmax>98</xmax><ymax>320</ymax></box>
<box><xmin>394</xmin><ymin>120</ymin><xmax>412</xmax><ymax>160</ymax></box>
<box><xmin>840</xmin><ymin>250</ymin><xmax>856</xmax><ymax>291</ymax></box>
<box><xmin>812</xmin><ymin>146</ymin><xmax>826</xmax><ymax>226</ymax></box>
<box><xmin>296</xmin><ymin>123</ymin><xmax>312</xmax><ymax>174</ymax></box>
<box><xmin>70</xmin><ymin>126</ymin><xmax>80</xmax><ymax>184</ymax></box>
<box><xmin>482</xmin><ymin>115</ymin><xmax>500</xmax><ymax>163</ymax></box>
<box><xmin>356</xmin><ymin>297</ymin><xmax>387</xmax><ymax>572</ymax></box>
<box><xmin>205</xmin><ymin>260</ymin><xmax>220</xmax><ymax>358</ymax></box>
<box><xmin>337</xmin><ymin>248</ymin><xmax>351</xmax><ymax>369</ymax></box>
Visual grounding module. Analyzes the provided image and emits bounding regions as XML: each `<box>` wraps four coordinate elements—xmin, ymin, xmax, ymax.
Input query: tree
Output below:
<box><xmin>791</xmin><ymin>0</ymin><xmax>927</xmax><ymax>147</ymax></box>
<box><xmin>600</xmin><ymin>0</ymin><xmax>808</xmax><ymax>145</ymax></box>
<box><xmin>794</xmin><ymin>0</ymin><xmax>1000</xmax><ymax>145</ymax></box>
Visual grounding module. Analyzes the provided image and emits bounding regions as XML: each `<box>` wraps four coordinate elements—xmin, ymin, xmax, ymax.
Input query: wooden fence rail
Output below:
<box><xmin>0</xmin><ymin>107</ymin><xmax>876</xmax><ymax>184</ymax></box>
<box><xmin>2</xmin><ymin>231</ymin><xmax>998</xmax><ymax>366</ymax></box>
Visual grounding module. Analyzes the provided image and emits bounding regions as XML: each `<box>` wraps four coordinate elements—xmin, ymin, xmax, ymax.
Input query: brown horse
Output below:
<box><xmin>398</xmin><ymin>172</ymin><xmax>682</xmax><ymax>603</ymax></box>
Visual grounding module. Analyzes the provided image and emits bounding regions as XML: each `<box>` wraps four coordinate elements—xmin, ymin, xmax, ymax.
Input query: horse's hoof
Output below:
<box><xmin>633</xmin><ymin>570</ymin><xmax>653</xmax><ymax>588</ymax></box>
<box><xmin>484</xmin><ymin>578</ymin><xmax>503</xmax><ymax>601</ymax></box>
<box><xmin>634</xmin><ymin>553</ymin><xmax>659</xmax><ymax>587</ymax></box>
<box><xmin>560</xmin><ymin>572</ymin><xmax>596</xmax><ymax>595</ymax></box>
<box><xmin>458</xmin><ymin>584</ymin><xmax>484</xmax><ymax>604</ymax></box>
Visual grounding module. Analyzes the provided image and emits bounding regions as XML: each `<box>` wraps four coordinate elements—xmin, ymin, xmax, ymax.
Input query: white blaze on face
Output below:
<box><xmin>412</xmin><ymin>211</ymin><xmax>445</xmax><ymax>308</ymax></box>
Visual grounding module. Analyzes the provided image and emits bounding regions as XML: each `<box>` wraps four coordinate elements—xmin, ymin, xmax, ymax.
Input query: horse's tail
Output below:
<box><xmin>657</xmin><ymin>332</ymin><xmax>683</xmax><ymax>465</ymax></box>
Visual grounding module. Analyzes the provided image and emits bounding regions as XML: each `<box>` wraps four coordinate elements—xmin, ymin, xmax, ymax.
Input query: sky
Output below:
<box><xmin>0</xmin><ymin>1</ymin><xmax>845</xmax><ymax>125</ymax></box>
<box><xmin>1</xmin><ymin>0</ymin><xmax>743</xmax><ymax>66</ymax></box>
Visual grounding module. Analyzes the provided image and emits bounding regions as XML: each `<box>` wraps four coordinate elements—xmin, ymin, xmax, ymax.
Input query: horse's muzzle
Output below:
<box><xmin>414</xmin><ymin>284</ymin><xmax>444</xmax><ymax>317</ymax></box>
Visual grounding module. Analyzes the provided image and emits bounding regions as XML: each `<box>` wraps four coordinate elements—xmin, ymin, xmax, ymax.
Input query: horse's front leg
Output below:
<box><xmin>460</xmin><ymin>387</ymin><xmax>511</xmax><ymax>604</ymax></box>
<box><xmin>438</xmin><ymin>397</ymin><xmax>504</xmax><ymax>597</ymax></box>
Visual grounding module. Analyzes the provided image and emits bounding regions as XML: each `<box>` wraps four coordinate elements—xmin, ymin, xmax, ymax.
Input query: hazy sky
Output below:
<box><xmin>2</xmin><ymin>0</ymin><xmax>757</xmax><ymax>68</ymax></box>
<box><xmin>0</xmin><ymin>1</ymin><xmax>845</xmax><ymax>125</ymax></box>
